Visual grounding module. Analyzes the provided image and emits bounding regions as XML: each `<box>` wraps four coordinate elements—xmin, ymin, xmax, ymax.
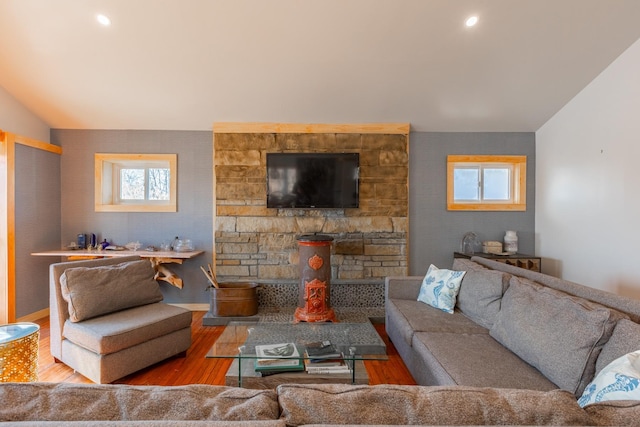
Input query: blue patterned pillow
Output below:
<box><xmin>417</xmin><ymin>264</ymin><xmax>466</xmax><ymax>314</ymax></box>
<box><xmin>578</xmin><ymin>350</ymin><xmax>640</xmax><ymax>407</ymax></box>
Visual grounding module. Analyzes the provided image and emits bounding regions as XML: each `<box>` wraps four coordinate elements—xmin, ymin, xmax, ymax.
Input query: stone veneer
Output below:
<box><xmin>213</xmin><ymin>124</ymin><xmax>409</xmax><ymax>308</ymax></box>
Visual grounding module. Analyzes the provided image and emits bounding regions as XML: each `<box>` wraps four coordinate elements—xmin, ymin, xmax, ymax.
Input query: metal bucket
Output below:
<box><xmin>209</xmin><ymin>283</ymin><xmax>259</xmax><ymax>317</ymax></box>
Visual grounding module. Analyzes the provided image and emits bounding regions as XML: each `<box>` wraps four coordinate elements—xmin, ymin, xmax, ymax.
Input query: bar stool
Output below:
<box><xmin>0</xmin><ymin>322</ymin><xmax>40</xmax><ymax>382</ymax></box>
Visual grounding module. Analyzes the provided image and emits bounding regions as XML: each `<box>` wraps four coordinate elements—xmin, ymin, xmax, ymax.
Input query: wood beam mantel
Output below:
<box><xmin>213</xmin><ymin>122</ymin><xmax>410</xmax><ymax>135</ymax></box>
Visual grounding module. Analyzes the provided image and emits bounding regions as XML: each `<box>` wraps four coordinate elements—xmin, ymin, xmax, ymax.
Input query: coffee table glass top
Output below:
<box><xmin>206</xmin><ymin>321</ymin><xmax>388</xmax><ymax>361</ymax></box>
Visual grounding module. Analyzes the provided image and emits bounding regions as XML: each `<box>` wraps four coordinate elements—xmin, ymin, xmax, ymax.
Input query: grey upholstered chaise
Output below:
<box><xmin>49</xmin><ymin>256</ymin><xmax>192</xmax><ymax>383</ymax></box>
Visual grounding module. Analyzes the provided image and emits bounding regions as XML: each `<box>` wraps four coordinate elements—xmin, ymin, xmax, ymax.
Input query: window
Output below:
<box><xmin>95</xmin><ymin>153</ymin><xmax>177</xmax><ymax>212</ymax></box>
<box><xmin>447</xmin><ymin>155</ymin><xmax>526</xmax><ymax>211</ymax></box>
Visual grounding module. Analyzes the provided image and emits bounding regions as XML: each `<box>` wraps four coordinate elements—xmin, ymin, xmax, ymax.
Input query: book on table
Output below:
<box><xmin>304</xmin><ymin>356</ymin><xmax>345</xmax><ymax>368</ymax></box>
<box><xmin>254</xmin><ymin>343</ymin><xmax>304</xmax><ymax>372</ymax></box>
<box><xmin>304</xmin><ymin>358</ymin><xmax>351</xmax><ymax>374</ymax></box>
<box><xmin>304</xmin><ymin>340</ymin><xmax>343</xmax><ymax>361</ymax></box>
<box><xmin>304</xmin><ymin>340</ymin><xmax>351</xmax><ymax>374</ymax></box>
<box><xmin>306</xmin><ymin>365</ymin><xmax>351</xmax><ymax>374</ymax></box>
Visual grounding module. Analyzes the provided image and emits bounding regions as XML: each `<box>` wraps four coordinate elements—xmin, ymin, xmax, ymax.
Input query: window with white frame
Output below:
<box><xmin>447</xmin><ymin>155</ymin><xmax>526</xmax><ymax>211</ymax></box>
<box><xmin>95</xmin><ymin>153</ymin><xmax>177</xmax><ymax>212</ymax></box>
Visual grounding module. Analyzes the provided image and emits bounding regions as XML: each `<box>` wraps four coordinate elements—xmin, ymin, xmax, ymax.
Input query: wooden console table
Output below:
<box><xmin>454</xmin><ymin>251</ymin><xmax>541</xmax><ymax>272</ymax></box>
<box><xmin>32</xmin><ymin>249</ymin><xmax>204</xmax><ymax>288</ymax></box>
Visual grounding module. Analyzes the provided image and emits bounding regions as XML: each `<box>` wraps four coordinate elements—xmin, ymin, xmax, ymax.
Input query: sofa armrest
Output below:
<box><xmin>385</xmin><ymin>276</ymin><xmax>423</xmax><ymax>301</ymax></box>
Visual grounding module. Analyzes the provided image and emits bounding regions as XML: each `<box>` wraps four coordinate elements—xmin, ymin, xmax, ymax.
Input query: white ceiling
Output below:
<box><xmin>1</xmin><ymin>0</ymin><xmax>640</xmax><ymax>132</ymax></box>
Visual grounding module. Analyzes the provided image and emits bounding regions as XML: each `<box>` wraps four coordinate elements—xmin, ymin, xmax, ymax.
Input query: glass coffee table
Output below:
<box><xmin>206</xmin><ymin>321</ymin><xmax>388</xmax><ymax>388</ymax></box>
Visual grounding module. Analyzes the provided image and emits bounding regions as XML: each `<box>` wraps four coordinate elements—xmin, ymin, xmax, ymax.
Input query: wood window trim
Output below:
<box><xmin>447</xmin><ymin>155</ymin><xmax>527</xmax><ymax>211</ymax></box>
<box><xmin>95</xmin><ymin>153</ymin><xmax>177</xmax><ymax>212</ymax></box>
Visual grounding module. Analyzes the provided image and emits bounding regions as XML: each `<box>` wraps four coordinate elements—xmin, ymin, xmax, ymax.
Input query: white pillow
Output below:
<box><xmin>417</xmin><ymin>264</ymin><xmax>466</xmax><ymax>314</ymax></box>
<box><xmin>578</xmin><ymin>349</ymin><xmax>640</xmax><ymax>407</ymax></box>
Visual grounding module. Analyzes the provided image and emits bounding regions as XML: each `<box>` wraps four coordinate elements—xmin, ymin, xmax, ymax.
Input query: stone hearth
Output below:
<box><xmin>203</xmin><ymin>305</ymin><xmax>385</xmax><ymax>326</ymax></box>
<box><xmin>203</xmin><ymin>279</ymin><xmax>385</xmax><ymax>325</ymax></box>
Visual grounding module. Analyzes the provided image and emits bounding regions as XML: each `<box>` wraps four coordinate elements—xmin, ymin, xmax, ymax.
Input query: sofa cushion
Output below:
<box><xmin>0</xmin><ymin>383</ymin><xmax>279</xmax><ymax>422</ymax></box>
<box><xmin>276</xmin><ymin>383</ymin><xmax>590</xmax><ymax>426</ymax></box>
<box><xmin>412</xmin><ymin>331</ymin><xmax>558</xmax><ymax>390</ymax></box>
<box><xmin>578</xmin><ymin>350</ymin><xmax>640</xmax><ymax>407</ymax></box>
<box><xmin>584</xmin><ymin>400</ymin><xmax>640</xmax><ymax>426</ymax></box>
<box><xmin>60</xmin><ymin>260</ymin><xmax>163</xmax><ymax>322</ymax></box>
<box><xmin>386</xmin><ymin>299</ymin><xmax>488</xmax><ymax>348</ymax></box>
<box><xmin>63</xmin><ymin>303</ymin><xmax>192</xmax><ymax>355</ymax></box>
<box><xmin>0</xmin><ymin>422</ymin><xmax>284</xmax><ymax>427</ymax></box>
<box><xmin>456</xmin><ymin>267</ymin><xmax>511</xmax><ymax>329</ymax></box>
<box><xmin>490</xmin><ymin>276</ymin><xmax>626</xmax><ymax>396</ymax></box>
<box><xmin>417</xmin><ymin>264</ymin><xmax>466</xmax><ymax>314</ymax></box>
<box><xmin>596</xmin><ymin>319</ymin><xmax>640</xmax><ymax>375</ymax></box>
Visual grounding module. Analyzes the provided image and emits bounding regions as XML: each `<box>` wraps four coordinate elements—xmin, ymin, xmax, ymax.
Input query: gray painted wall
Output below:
<box><xmin>43</xmin><ymin>129</ymin><xmax>534</xmax><ymax>308</ymax></box>
<box><xmin>51</xmin><ymin>129</ymin><xmax>213</xmax><ymax>304</ymax></box>
<box><xmin>15</xmin><ymin>144</ymin><xmax>61</xmax><ymax>317</ymax></box>
<box><xmin>408</xmin><ymin>132</ymin><xmax>536</xmax><ymax>275</ymax></box>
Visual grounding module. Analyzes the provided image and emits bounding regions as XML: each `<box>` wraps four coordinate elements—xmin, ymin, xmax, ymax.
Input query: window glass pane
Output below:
<box><xmin>453</xmin><ymin>168</ymin><xmax>479</xmax><ymax>201</ymax></box>
<box><xmin>148</xmin><ymin>168</ymin><xmax>171</xmax><ymax>200</ymax></box>
<box><xmin>120</xmin><ymin>168</ymin><xmax>145</xmax><ymax>200</ymax></box>
<box><xmin>483</xmin><ymin>168</ymin><xmax>510</xmax><ymax>200</ymax></box>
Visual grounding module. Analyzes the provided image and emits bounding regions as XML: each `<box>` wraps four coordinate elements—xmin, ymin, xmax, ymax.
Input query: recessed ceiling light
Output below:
<box><xmin>465</xmin><ymin>16</ymin><xmax>479</xmax><ymax>27</ymax></box>
<box><xmin>96</xmin><ymin>14</ymin><xmax>111</xmax><ymax>26</ymax></box>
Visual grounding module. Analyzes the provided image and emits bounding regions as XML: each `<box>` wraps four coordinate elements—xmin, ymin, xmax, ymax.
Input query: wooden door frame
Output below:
<box><xmin>0</xmin><ymin>130</ymin><xmax>61</xmax><ymax>323</ymax></box>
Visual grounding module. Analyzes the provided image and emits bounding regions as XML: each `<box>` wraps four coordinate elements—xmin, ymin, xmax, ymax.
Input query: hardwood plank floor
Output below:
<box><xmin>33</xmin><ymin>312</ymin><xmax>417</xmax><ymax>386</ymax></box>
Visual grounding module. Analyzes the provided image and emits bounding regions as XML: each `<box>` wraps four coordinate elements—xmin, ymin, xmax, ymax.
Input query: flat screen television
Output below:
<box><xmin>266</xmin><ymin>153</ymin><xmax>359</xmax><ymax>209</ymax></box>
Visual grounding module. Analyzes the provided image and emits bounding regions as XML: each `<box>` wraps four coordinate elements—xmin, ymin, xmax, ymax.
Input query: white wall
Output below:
<box><xmin>536</xmin><ymin>37</ymin><xmax>640</xmax><ymax>299</ymax></box>
<box><xmin>0</xmin><ymin>85</ymin><xmax>49</xmax><ymax>142</ymax></box>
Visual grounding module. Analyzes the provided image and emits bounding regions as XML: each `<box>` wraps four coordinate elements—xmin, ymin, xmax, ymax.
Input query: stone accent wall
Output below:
<box><xmin>213</xmin><ymin>125</ymin><xmax>409</xmax><ymax>292</ymax></box>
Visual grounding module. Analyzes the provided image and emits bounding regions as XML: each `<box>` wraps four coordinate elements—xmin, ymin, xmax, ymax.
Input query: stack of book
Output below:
<box><xmin>304</xmin><ymin>340</ymin><xmax>351</xmax><ymax>374</ymax></box>
<box><xmin>254</xmin><ymin>343</ymin><xmax>304</xmax><ymax>376</ymax></box>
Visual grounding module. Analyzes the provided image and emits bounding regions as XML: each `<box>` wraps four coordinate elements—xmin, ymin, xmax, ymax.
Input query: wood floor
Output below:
<box><xmin>33</xmin><ymin>311</ymin><xmax>417</xmax><ymax>386</ymax></box>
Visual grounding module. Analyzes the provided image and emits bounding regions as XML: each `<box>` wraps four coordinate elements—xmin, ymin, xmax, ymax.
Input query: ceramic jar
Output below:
<box><xmin>504</xmin><ymin>231</ymin><xmax>518</xmax><ymax>254</ymax></box>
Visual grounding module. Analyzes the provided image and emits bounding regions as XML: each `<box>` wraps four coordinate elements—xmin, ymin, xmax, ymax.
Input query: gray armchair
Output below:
<box><xmin>49</xmin><ymin>256</ymin><xmax>192</xmax><ymax>383</ymax></box>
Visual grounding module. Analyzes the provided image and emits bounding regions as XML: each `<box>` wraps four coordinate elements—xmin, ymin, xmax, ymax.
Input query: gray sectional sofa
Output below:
<box><xmin>385</xmin><ymin>256</ymin><xmax>640</xmax><ymax>398</ymax></box>
<box><xmin>4</xmin><ymin>255</ymin><xmax>639</xmax><ymax>425</ymax></box>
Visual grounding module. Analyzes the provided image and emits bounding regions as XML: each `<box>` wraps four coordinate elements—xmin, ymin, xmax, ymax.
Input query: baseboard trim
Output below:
<box><xmin>169</xmin><ymin>303</ymin><xmax>209</xmax><ymax>311</ymax></box>
<box><xmin>18</xmin><ymin>308</ymin><xmax>50</xmax><ymax>322</ymax></box>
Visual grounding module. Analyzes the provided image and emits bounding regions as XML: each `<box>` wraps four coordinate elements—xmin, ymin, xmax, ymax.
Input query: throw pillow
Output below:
<box><xmin>490</xmin><ymin>276</ymin><xmax>624</xmax><ymax>397</ymax></box>
<box><xmin>60</xmin><ymin>260</ymin><xmax>163</xmax><ymax>322</ymax></box>
<box><xmin>579</xmin><ymin>350</ymin><xmax>640</xmax><ymax>407</ymax></box>
<box><xmin>456</xmin><ymin>267</ymin><xmax>510</xmax><ymax>329</ymax></box>
<box><xmin>417</xmin><ymin>264</ymin><xmax>466</xmax><ymax>314</ymax></box>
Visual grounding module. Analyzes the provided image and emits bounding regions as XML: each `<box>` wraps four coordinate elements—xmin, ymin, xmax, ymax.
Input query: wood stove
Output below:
<box><xmin>294</xmin><ymin>234</ymin><xmax>337</xmax><ymax>322</ymax></box>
